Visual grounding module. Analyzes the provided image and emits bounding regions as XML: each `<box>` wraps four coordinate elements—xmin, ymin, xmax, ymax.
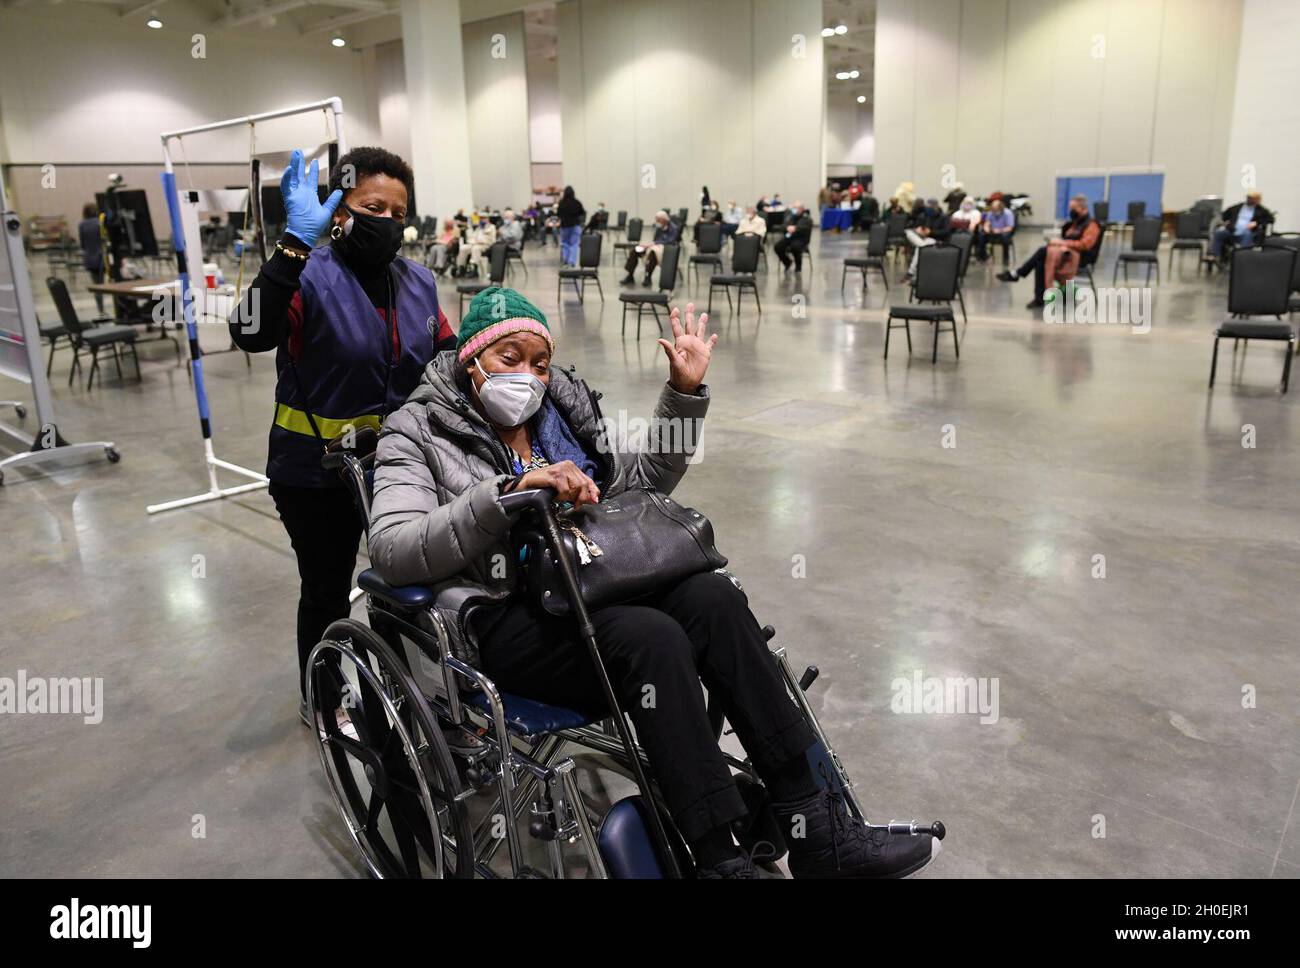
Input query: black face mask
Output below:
<box><xmin>332</xmin><ymin>204</ymin><xmax>403</xmax><ymax>270</ymax></box>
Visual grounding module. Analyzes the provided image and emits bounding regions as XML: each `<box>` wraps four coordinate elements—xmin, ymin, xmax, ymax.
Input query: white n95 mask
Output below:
<box><xmin>474</xmin><ymin>357</ymin><xmax>546</xmax><ymax>427</ymax></box>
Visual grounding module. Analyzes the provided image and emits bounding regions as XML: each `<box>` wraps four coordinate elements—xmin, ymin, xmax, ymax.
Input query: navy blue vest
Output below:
<box><xmin>268</xmin><ymin>246</ymin><xmax>438</xmax><ymax>487</ymax></box>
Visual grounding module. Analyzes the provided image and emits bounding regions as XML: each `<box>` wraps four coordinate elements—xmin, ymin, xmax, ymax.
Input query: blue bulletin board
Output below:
<box><xmin>1107</xmin><ymin>173</ymin><xmax>1164</xmax><ymax>218</ymax></box>
<box><xmin>1055</xmin><ymin>176</ymin><xmax>1107</xmax><ymax>219</ymax></box>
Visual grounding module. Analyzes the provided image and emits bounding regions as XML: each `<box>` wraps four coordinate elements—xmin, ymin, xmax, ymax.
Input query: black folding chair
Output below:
<box><xmin>558</xmin><ymin>232</ymin><xmax>604</xmax><ymax>304</ymax></box>
<box><xmin>689</xmin><ymin>222</ymin><xmax>724</xmax><ymax>288</ymax></box>
<box><xmin>707</xmin><ymin>234</ymin><xmax>761</xmax><ymax>315</ymax></box>
<box><xmin>842</xmin><ymin>222</ymin><xmax>890</xmax><ymax>292</ymax></box>
<box><xmin>1114</xmin><ymin>216</ymin><xmax>1162</xmax><ymax>285</ymax></box>
<box><xmin>885</xmin><ymin>245</ymin><xmax>961</xmax><ymax>364</ymax></box>
<box><xmin>1208</xmin><ymin>245</ymin><xmax>1296</xmax><ymax>393</ymax></box>
<box><xmin>46</xmin><ymin>277</ymin><xmax>141</xmax><ymax>389</ymax></box>
<box><xmin>619</xmin><ymin>244</ymin><xmax>680</xmax><ymax>339</ymax></box>
<box><xmin>1168</xmin><ymin>212</ymin><xmax>1206</xmax><ymax>275</ymax></box>
<box><xmin>612</xmin><ymin>218</ymin><xmax>643</xmax><ymax>266</ymax></box>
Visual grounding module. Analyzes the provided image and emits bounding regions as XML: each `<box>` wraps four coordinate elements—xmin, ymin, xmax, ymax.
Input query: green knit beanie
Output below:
<box><xmin>456</xmin><ymin>286</ymin><xmax>554</xmax><ymax>363</ymax></box>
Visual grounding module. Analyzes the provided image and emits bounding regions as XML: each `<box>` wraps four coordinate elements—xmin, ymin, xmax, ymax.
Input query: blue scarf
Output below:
<box><xmin>522</xmin><ymin>396</ymin><xmax>600</xmax><ymax>482</ymax></box>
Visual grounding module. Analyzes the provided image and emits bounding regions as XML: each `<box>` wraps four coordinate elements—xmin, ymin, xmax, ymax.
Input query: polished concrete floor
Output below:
<box><xmin>2</xmin><ymin>230</ymin><xmax>1298</xmax><ymax>878</ymax></box>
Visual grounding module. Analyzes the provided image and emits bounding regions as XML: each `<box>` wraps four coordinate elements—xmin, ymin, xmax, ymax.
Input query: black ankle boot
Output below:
<box><xmin>695</xmin><ymin>841</ymin><xmax>782</xmax><ymax>879</ymax></box>
<box><xmin>773</xmin><ymin>786</ymin><xmax>939</xmax><ymax>879</ymax></box>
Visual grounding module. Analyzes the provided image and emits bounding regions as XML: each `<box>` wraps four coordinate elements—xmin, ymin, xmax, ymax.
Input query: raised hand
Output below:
<box><xmin>281</xmin><ymin>148</ymin><xmax>343</xmax><ymax>248</ymax></box>
<box><xmin>657</xmin><ymin>302</ymin><xmax>717</xmax><ymax>394</ymax></box>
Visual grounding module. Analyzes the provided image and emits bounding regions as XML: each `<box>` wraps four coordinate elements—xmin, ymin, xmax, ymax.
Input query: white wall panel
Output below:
<box><xmin>874</xmin><ymin>0</ymin><xmax>1244</xmax><ymax>216</ymax></box>
<box><xmin>462</xmin><ymin>13</ymin><xmax>533</xmax><ymax>209</ymax></box>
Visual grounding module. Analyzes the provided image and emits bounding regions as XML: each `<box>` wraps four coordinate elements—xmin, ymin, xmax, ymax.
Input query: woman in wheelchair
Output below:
<box><xmin>367</xmin><ymin>287</ymin><xmax>939</xmax><ymax>878</ymax></box>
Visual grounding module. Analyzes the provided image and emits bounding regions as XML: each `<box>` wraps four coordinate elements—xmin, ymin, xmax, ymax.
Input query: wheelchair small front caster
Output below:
<box><xmin>14</xmin><ymin>405</ymin><xmax>25</xmax><ymax>420</ymax></box>
<box><xmin>105</xmin><ymin>446</ymin><xmax>121</xmax><ymax>463</ymax></box>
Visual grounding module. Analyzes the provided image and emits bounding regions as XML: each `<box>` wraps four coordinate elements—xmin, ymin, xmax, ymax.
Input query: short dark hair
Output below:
<box><xmin>329</xmin><ymin>146</ymin><xmax>415</xmax><ymax>205</ymax></box>
<box><xmin>83</xmin><ymin>202</ymin><xmax>97</xmax><ymax>219</ymax></box>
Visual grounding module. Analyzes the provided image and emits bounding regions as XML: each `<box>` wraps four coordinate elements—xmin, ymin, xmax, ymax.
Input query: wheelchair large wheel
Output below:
<box><xmin>307</xmin><ymin>618</ymin><xmax>474</xmax><ymax>879</ymax></box>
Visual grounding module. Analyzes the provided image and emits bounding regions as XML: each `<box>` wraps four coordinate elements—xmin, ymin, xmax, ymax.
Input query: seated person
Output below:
<box><xmin>499</xmin><ymin>208</ymin><xmax>525</xmax><ymax>252</ymax></box>
<box><xmin>774</xmin><ymin>202</ymin><xmax>813</xmax><ymax>272</ymax></box>
<box><xmin>736</xmin><ymin>205</ymin><xmax>767</xmax><ymax>238</ymax></box>
<box><xmin>997</xmin><ymin>194</ymin><xmax>1099</xmax><ymax>308</ymax></box>
<box><xmin>853</xmin><ymin>192</ymin><xmax>879</xmax><ymax>233</ymax></box>
<box><xmin>902</xmin><ymin>199</ymin><xmax>950</xmax><ymax>281</ymax></box>
<box><xmin>585</xmin><ymin>202</ymin><xmax>609</xmax><ymax>232</ymax></box>
<box><xmin>1210</xmin><ymin>191</ymin><xmax>1273</xmax><ymax>261</ymax></box>
<box><xmin>426</xmin><ymin>217</ymin><xmax>460</xmax><ymax>275</ymax></box>
<box><xmin>950</xmin><ymin>197</ymin><xmax>981</xmax><ymax>234</ymax></box>
<box><xmin>367</xmin><ymin>287</ymin><xmax>940</xmax><ymax>880</ymax></box>
<box><xmin>721</xmin><ymin>199</ymin><xmax>744</xmax><ymax>239</ymax></box>
<box><xmin>455</xmin><ymin>217</ymin><xmax>498</xmax><ymax>277</ymax></box>
<box><xmin>974</xmin><ymin>198</ymin><xmax>1014</xmax><ymax>263</ymax></box>
<box><xmin>620</xmin><ymin>210</ymin><xmax>680</xmax><ymax>286</ymax></box>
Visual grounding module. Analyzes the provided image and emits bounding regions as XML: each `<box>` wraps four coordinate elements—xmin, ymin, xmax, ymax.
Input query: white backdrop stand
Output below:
<box><xmin>147</xmin><ymin>97</ymin><xmax>346</xmax><ymax>514</ymax></box>
<box><xmin>0</xmin><ymin>181</ymin><xmax>119</xmax><ymax>486</ymax></box>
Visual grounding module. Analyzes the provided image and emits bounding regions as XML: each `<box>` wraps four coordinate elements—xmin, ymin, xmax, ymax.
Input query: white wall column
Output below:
<box><xmin>400</xmin><ymin>0</ymin><xmax>474</xmax><ymax>218</ymax></box>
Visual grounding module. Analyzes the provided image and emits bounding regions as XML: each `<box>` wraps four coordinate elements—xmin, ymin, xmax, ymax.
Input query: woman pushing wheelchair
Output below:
<box><xmin>368</xmin><ymin>287</ymin><xmax>940</xmax><ymax>878</ymax></box>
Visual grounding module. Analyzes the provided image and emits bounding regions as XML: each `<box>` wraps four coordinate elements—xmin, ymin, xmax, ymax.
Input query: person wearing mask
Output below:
<box><xmin>902</xmin><ymin>199</ymin><xmax>949</xmax><ymax>281</ymax></box>
<box><xmin>556</xmin><ymin>186</ymin><xmax>586</xmax><ymax>266</ymax></box>
<box><xmin>227</xmin><ymin>147</ymin><xmax>452</xmax><ymax>722</ymax></box>
<box><xmin>737</xmin><ymin>206</ymin><xmax>767</xmax><ymax>237</ymax></box>
<box><xmin>77</xmin><ymin>202</ymin><xmax>106</xmax><ymax>313</ymax></box>
<box><xmin>950</xmin><ymin>197</ymin><xmax>981</xmax><ymax>234</ymax></box>
<box><xmin>499</xmin><ymin>208</ymin><xmax>525</xmax><ymax>252</ymax></box>
<box><xmin>774</xmin><ymin>202</ymin><xmax>813</xmax><ymax>272</ymax></box>
<box><xmin>455</xmin><ymin>216</ymin><xmax>498</xmax><ymax>278</ymax></box>
<box><xmin>997</xmin><ymin>194</ymin><xmax>1099</xmax><ymax>308</ymax></box>
<box><xmin>366</xmin><ymin>288</ymin><xmax>941</xmax><ymax>880</ymax></box>
<box><xmin>1210</xmin><ymin>191</ymin><xmax>1273</xmax><ymax>262</ymax></box>
<box><xmin>721</xmin><ymin>200</ymin><xmax>744</xmax><ymax>239</ymax></box>
<box><xmin>975</xmin><ymin>198</ymin><xmax>1015</xmax><ymax>264</ymax></box>
<box><xmin>620</xmin><ymin>210</ymin><xmax>680</xmax><ymax>286</ymax></box>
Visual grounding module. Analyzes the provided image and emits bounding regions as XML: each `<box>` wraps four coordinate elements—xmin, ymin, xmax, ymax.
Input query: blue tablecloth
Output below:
<box><xmin>821</xmin><ymin>208</ymin><xmax>853</xmax><ymax>231</ymax></box>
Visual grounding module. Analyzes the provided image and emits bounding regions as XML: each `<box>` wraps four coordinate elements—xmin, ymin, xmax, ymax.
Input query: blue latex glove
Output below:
<box><xmin>282</xmin><ymin>148</ymin><xmax>343</xmax><ymax>247</ymax></box>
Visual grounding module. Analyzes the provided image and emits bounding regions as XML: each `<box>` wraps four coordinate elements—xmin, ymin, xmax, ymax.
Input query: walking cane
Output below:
<box><xmin>503</xmin><ymin>487</ymin><xmax>684</xmax><ymax>878</ymax></box>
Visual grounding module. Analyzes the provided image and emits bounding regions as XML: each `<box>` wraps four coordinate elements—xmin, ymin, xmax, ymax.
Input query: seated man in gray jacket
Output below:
<box><xmin>367</xmin><ymin>287</ymin><xmax>938</xmax><ymax>880</ymax></box>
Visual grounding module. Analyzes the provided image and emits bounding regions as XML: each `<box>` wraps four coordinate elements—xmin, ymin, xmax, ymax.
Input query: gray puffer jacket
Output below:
<box><xmin>368</xmin><ymin>350</ymin><xmax>710</xmax><ymax>590</ymax></box>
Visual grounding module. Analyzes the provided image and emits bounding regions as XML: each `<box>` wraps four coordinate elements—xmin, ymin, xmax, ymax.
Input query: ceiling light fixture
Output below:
<box><xmin>856</xmin><ymin>95</ymin><xmax>866</xmax><ymax>104</ymax></box>
<box><xmin>835</xmin><ymin>24</ymin><xmax>848</xmax><ymax>35</ymax></box>
<box><xmin>821</xmin><ymin>27</ymin><xmax>834</xmax><ymax>37</ymax></box>
<box><xmin>848</xmin><ymin>69</ymin><xmax>860</xmax><ymax>79</ymax></box>
<box><xmin>146</xmin><ymin>16</ymin><xmax>162</xmax><ymax>28</ymax></box>
<box><xmin>835</xmin><ymin>71</ymin><xmax>850</xmax><ymax>80</ymax></box>
<box><xmin>331</xmin><ymin>35</ymin><xmax>346</xmax><ymax>48</ymax></box>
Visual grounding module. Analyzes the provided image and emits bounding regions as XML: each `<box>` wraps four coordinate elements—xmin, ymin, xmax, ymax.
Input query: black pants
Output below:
<box><xmin>624</xmin><ymin>247</ymin><xmax>660</xmax><ymax>277</ymax></box>
<box><xmin>477</xmin><ymin>571</ymin><xmax>815</xmax><ymax>842</ymax></box>
<box><xmin>775</xmin><ymin>236</ymin><xmax>807</xmax><ymax>270</ymax></box>
<box><xmin>269</xmin><ymin>481</ymin><xmax>364</xmax><ymax>699</ymax></box>
<box><xmin>1016</xmin><ymin>245</ymin><xmax>1050</xmax><ymax>301</ymax></box>
<box><xmin>976</xmin><ymin>232</ymin><xmax>1012</xmax><ymax>263</ymax></box>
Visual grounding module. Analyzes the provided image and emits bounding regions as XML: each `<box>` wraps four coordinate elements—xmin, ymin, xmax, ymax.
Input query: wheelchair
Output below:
<box><xmin>305</xmin><ymin>427</ymin><xmax>945</xmax><ymax>878</ymax></box>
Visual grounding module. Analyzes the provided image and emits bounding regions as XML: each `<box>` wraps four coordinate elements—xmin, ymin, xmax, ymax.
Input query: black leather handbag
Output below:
<box><xmin>519</xmin><ymin>486</ymin><xmax>728</xmax><ymax>617</ymax></box>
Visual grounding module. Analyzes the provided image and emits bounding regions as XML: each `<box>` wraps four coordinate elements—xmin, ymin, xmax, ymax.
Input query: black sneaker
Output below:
<box><xmin>775</xmin><ymin>787</ymin><xmax>940</xmax><ymax>879</ymax></box>
<box><xmin>1025</xmin><ymin>298</ymin><xmax>1045</xmax><ymax>308</ymax></box>
<box><xmin>620</xmin><ymin>274</ymin><xmax>635</xmax><ymax>285</ymax></box>
<box><xmin>996</xmin><ymin>270</ymin><xmax>1018</xmax><ymax>282</ymax></box>
<box><xmin>642</xmin><ymin>274</ymin><xmax>654</xmax><ymax>287</ymax></box>
<box><xmin>695</xmin><ymin>841</ymin><xmax>783</xmax><ymax>879</ymax></box>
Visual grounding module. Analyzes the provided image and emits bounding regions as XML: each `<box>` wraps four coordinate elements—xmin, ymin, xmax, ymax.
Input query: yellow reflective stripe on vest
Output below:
<box><xmin>274</xmin><ymin>404</ymin><xmax>383</xmax><ymax>440</ymax></box>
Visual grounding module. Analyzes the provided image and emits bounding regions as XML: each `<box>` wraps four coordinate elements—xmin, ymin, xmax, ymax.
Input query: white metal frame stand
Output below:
<box><xmin>146</xmin><ymin>97</ymin><xmax>346</xmax><ymax>514</ymax></box>
<box><xmin>0</xmin><ymin>182</ymin><xmax>119</xmax><ymax>486</ymax></box>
